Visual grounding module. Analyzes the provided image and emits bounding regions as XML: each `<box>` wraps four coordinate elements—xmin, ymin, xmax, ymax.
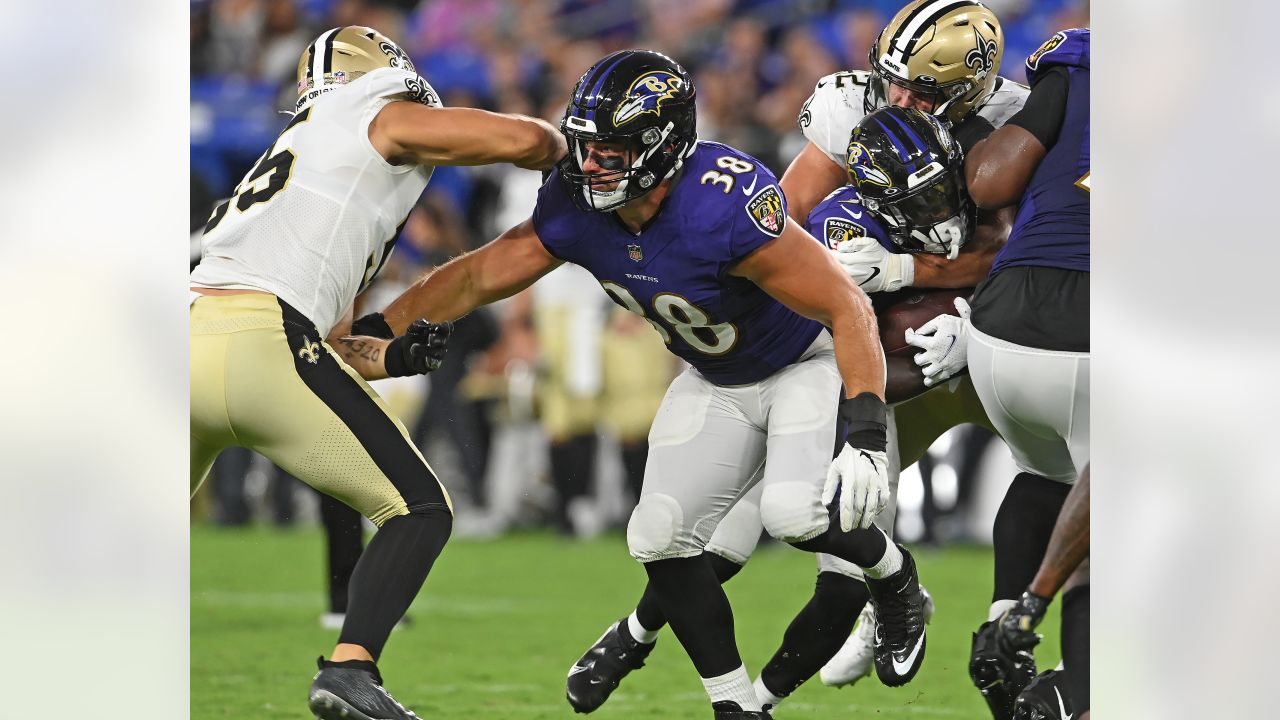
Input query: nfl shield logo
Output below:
<box><xmin>627</xmin><ymin>244</ymin><xmax>643</xmax><ymax>262</ymax></box>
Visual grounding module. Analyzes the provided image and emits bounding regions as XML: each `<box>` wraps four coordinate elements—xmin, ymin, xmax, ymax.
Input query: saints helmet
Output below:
<box><xmin>559</xmin><ymin>49</ymin><xmax>698</xmax><ymax>212</ymax></box>
<box><xmin>865</xmin><ymin>0</ymin><xmax>1004</xmax><ymax>125</ymax></box>
<box><xmin>846</xmin><ymin>107</ymin><xmax>971</xmax><ymax>257</ymax></box>
<box><xmin>294</xmin><ymin>26</ymin><xmax>417</xmax><ymax>112</ymax></box>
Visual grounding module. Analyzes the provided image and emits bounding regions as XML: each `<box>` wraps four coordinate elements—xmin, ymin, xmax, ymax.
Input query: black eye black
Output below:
<box><xmin>599</xmin><ymin>156</ymin><xmax>625</xmax><ymax>170</ymax></box>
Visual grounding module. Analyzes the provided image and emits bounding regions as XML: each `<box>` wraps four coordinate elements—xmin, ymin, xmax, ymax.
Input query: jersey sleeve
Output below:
<box><xmin>1025</xmin><ymin>28</ymin><xmax>1091</xmax><ymax>83</ymax></box>
<box><xmin>799</xmin><ymin>72</ymin><xmax>869</xmax><ymax>168</ymax></box>
<box><xmin>804</xmin><ymin>187</ymin><xmax>898</xmax><ymax>253</ymax></box>
<box><xmin>530</xmin><ymin>168</ymin><xmax>581</xmax><ymax>261</ymax></box>
<box><xmin>358</xmin><ymin>66</ymin><xmax>443</xmax><ymax>108</ymax></box>
<box><xmin>728</xmin><ymin>179</ymin><xmax>788</xmax><ymax>260</ymax></box>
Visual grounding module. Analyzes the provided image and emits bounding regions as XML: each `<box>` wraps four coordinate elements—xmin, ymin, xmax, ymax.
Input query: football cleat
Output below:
<box><xmin>308</xmin><ymin>656</ymin><xmax>420</xmax><ymax>720</ymax></box>
<box><xmin>969</xmin><ymin>619</ymin><xmax>1037</xmax><ymax>720</ymax></box>
<box><xmin>864</xmin><ymin>545</ymin><xmax>929</xmax><ymax>686</ymax></box>
<box><xmin>1013</xmin><ymin>668</ymin><xmax>1075</xmax><ymax>720</ymax></box>
<box><xmin>711</xmin><ymin>700</ymin><xmax>773</xmax><ymax>719</ymax></box>
<box><xmin>820</xmin><ymin>586</ymin><xmax>935</xmax><ymax>687</ymax></box>
<box><xmin>565</xmin><ymin>618</ymin><xmax>655</xmax><ymax>713</ymax></box>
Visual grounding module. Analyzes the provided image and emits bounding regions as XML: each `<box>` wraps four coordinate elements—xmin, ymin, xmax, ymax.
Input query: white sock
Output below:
<box><xmin>627</xmin><ymin>612</ymin><xmax>659</xmax><ymax>644</ymax></box>
<box><xmin>988</xmin><ymin>598</ymin><xmax>1017</xmax><ymax>622</ymax></box>
<box><xmin>753</xmin><ymin>675</ymin><xmax>784</xmax><ymax>708</ymax></box>
<box><xmin>863</xmin><ymin>534</ymin><xmax>904</xmax><ymax>579</ymax></box>
<box><xmin>702</xmin><ymin>665</ymin><xmax>761</xmax><ymax>710</ymax></box>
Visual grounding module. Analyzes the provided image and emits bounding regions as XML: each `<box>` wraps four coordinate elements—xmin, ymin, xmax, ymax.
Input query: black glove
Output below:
<box><xmin>384</xmin><ymin>319</ymin><xmax>453</xmax><ymax>377</ymax></box>
<box><xmin>996</xmin><ymin>590</ymin><xmax>1051</xmax><ymax>655</ymax></box>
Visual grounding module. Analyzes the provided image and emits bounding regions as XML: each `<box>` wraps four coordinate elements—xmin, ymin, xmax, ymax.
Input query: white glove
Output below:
<box><xmin>904</xmin><ymin>297</ymin><xmax>972</xmax><ymax>387</ymax></box>
<box><xmin>822</xmin><ymin>444</ymin><xmax>890</xmax><ymax>532</ymax></box>
<box><xmin>835</xmin><ymin>237</ymin><xmax>915</xmax><ymax>293</ymax></box>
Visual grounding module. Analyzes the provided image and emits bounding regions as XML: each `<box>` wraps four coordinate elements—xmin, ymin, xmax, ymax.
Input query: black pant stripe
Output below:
<box><xmin>276</xmin><ymin>298</ymin><xmax>448</xmax><ymax>512</ymax></box>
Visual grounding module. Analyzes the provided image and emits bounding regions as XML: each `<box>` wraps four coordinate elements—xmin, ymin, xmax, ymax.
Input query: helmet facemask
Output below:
<box><xmin>863</xmin><ymin>165</ymin><xmax>971</xmax><ymax>258</ymax></box>
<box><xmin>559</xmin><ymin>120</ymin><xmax>685</xmax><ymax>212</ymax></box>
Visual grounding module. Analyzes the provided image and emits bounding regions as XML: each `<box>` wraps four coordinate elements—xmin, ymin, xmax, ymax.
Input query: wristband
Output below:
<box><xmin>839</xmin><ymin>392</ymin><xmax>887</xmax><ymax>452</ymax></box>
<box><xmin>351</xmin><ymin>312</ymin><xmax>395</xmax><ymax>340</ymax></box>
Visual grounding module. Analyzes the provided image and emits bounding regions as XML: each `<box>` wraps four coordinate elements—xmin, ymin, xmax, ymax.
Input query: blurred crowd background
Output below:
<box><xmin>190</xmin><ymin>0</ymin><xmax>1089</xmax><ymax>545</ymax></box>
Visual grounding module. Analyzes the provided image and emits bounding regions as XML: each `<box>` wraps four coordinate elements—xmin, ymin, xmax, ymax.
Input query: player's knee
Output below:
<box><xmin>704</xmin><ymin>498</ymin><xmax>763</xmax><ymax>565</ymax></box>
<box><xmin>759</xmin><ymin>483</ymin><xmax>827</xmax><ymax>543</ymax></box>
<box><xmin>627</xmin><ymin>494</ymin><xmax>690</xmax><ymax>561</ymax></box>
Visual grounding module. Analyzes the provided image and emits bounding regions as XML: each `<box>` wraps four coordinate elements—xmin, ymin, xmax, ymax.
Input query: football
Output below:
<box><xmin>876</xmin><ymin>287</ymin><xmax>973</xmax><ymax>357</ymax></box>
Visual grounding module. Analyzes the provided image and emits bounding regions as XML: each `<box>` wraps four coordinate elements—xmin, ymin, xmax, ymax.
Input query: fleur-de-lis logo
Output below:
<box><xmin>965</xmin><ymin>29</ymin><xmax>999</xmax><ymax>78</ymax></box>
<box><xmin>298</xmin><ymin>337</ymin><xmax>321</xmax><ymax>365</ymax></box>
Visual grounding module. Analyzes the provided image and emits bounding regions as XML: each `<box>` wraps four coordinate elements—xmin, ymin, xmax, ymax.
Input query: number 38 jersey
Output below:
<box><xmin>533</xmin><ymin>141</ymin><xmax>822</xmax><ymax>386</ymax></box>
<box><xmin>191</xmin><ymin>67</ymin><xmax>441</xmax><ymax>336</ymax></box>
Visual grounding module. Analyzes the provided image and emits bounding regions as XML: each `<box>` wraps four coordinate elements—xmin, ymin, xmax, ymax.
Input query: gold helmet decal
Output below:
<box><xmin>294</xmin><ymin>27</ymin><xmax>424</xmax><ymax>112</ymax></box>
<box><xmin>870</xmin><ymin>0</ymin><xmax>1005</xmax><ymax>124</ymax></box>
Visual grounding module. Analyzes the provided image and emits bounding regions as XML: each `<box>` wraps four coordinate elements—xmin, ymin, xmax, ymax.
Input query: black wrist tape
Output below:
<box><xmin>351</xmin><ymin>312</ymin><xmax>395</xmax><ymax>340</ymax></box>
<box><xmin>839</xmin><ymin>392</ymin><xmax>887</xmax><ymax>452</ymax></box>
<box><xmin>383</xmin><ymin>336</ymin><xmax>410</xmax><ymax>377</ymax></box>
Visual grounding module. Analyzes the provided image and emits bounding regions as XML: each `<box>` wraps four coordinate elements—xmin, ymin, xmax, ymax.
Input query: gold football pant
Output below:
<box><xmin>190</xmin><ymin>294</ymin><xmax>451</xmax><ymax>525</ymax></box>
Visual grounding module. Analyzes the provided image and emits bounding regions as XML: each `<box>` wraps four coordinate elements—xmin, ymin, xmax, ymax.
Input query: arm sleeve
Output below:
<box><xmin>1004</xmin><ymin>66</ymin><xmax>1070</xmax><ymax>150</ymax></box>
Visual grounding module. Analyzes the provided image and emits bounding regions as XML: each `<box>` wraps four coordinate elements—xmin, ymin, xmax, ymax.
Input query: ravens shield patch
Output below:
<box><xmin>823</xmin><ymin>217</ymin><xmax>866</xmax><ymax>249</ymax></box>
<box><xmin>745</xmin><ymin>185</ymin><xmax>786</xmax><ymax>237</ymax></box>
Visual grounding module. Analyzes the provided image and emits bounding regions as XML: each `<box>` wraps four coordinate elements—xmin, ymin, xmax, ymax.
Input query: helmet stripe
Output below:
<box><xmin>884</xmin><ymin>111</ymin><xmax>931</xmax><ymax>161</ymax></box>
<box><xmin>870</xmin><ymin>115</ymin><xmax>921</xmax><ymax>172</ymax></box>
<box><xmin>887</xmin><ymin>0</ymin><xmax>974</xmax><ymax>65</ymax></box>
<box><xmin>311</xmin><ymin>28</ymin><xmax>339</xmax><ymax>85</ymax></box>
<box><xmin>582</xmin><ymin>51</ymin><xmax>631</xmax><ymax>123</ymax></box>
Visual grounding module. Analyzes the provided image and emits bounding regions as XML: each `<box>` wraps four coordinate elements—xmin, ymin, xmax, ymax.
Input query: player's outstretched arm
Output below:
<box><xmin>730</xmin><ymin>221</ymin><xmax>884</xmax><ymax>401</ymax></box>
<box><xmin>380</xmin><ymin>218</ymin><xmax>562</xmax><ymax>335</ymax></box>
<box><xmin>779</xmin><ymin>141</ymin><xmax>849</xmax><ymax>223</ymax></box>
<box><xmin>370</xmin><ymin>103</ymin><xmax>567</xmax><ymax>170</ymax></box>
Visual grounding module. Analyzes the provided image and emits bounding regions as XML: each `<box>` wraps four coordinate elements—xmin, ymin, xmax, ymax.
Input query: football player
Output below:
<box><xmin>560</xmin><ymin>107</ymin><xmax>984</xmax><ymax>714</ymax></box>
<box><xmin>189</xmin><ymin>26</ymin><xmax>565</xmax><ymax>720</ymax></box>
<box><xmin>917</xmin><ymin>27</ymin><xmax>1091</xmax><ymax>718</ymax></box>
<box><xmin>370</xmin><ymin>49</ymin><xmax>929</xmax><ymax>719</ymax></box>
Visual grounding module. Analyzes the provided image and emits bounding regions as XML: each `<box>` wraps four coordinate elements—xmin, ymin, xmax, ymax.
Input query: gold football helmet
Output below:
<box><xmin>294</xmin><ymin>26</ymin><xmax>416</xmax><ymax>111</ymax></box>
<box><xmin>865</xmin><ymin>0</ymin><xmax>1004</xmax><ymax>125</ymax></box>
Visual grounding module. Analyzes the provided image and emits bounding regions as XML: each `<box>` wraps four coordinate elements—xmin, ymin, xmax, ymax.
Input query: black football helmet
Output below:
<box><xmin>559</xmin><ymin>49</ymin><xmax>698</xmax><ymax>212</ymax></box>
<box><xmin>845</xmin><ymin>107</ymin><xmax>972</xmax><ymax>258</ymax></box>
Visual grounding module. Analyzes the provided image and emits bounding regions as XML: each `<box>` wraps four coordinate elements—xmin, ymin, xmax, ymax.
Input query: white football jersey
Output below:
<box><xmin>191</xmin><ymin>67</ymin><xmax>442</xmax><ymax>336</ymax></box>
<box><xmin>799</xmin><ymin>69</ymin><xmax>1030</xmax><ymax>168</ymax></box>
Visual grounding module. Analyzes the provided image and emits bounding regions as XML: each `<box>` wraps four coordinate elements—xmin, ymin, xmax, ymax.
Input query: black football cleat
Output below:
<box><xmin>1013</xmin><ymin>668</ymin><xmax>1075</xmax><ymax>720</ymax></box>
<box><xmin>711</xmin><ymin>700</ymin><xmax>773</xmax><ymax>719</ymax></box>
<box><xmin>864</xmin><ymin>544</ymin><xmax>928</xmax><ymax>686</ymax></box>
<box><xmin>308</xmin><ymin>657</ymin><xmax>421</xmax><ymax>720</ymax></box>
<box><xmin>969</xmin><ymin>620</ymin><xmax>1037</xmax><ymax>720</ymax></box>
<box><xmin>565</xmin><ymin>618</ymin><xmax>655</xmax><ymax>713</ymax></box>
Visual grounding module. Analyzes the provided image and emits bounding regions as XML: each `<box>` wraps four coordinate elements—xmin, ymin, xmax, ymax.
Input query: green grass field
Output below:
<box><xmin>193</xmin><ymin>524</ymin><xmax>1059</xmax><ymax>719</ymax></box>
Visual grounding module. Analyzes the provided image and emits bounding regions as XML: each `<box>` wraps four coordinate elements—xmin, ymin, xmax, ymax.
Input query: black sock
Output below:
<box><xmin>1060</xmin><ymin>584</ymin><xmax>1090</xmax><ymax>713</ymax></box>
<box><xmin>992</xmin><ymin>473</ymin><xmax>1070</xmax><ymax>601</ymax></box>
<box><xmin>760</xmin><ymin>572</ymin><xmax>870</xmax><ymax>697</ymax></box>
<box><xmin>644</xmin><ymin>556</ymin><xmax>742</xmax><ymax>678</ymax></box>
<box><xmin>791</xmin><ymin>522</ymin><xmax>888</xmax><ymax>568</ymax></box>
<box><xmin>549</xmin><ymin>434</ymin><xmax>597</xmax><ymax>533</ymax></box>
<box><xmin>338</xmin><ymin>508</ymin><xmax>452</xmax><ymax>660</ymax></box>
<box><xmin>635</xmin><ymin>552</ymin><xmax>743</xmax><ymax>634</ymax></box>
<box><xmin>319</xmin><ymin>491</ymin><xmax>365</xmax><ymax>614</ymax></box>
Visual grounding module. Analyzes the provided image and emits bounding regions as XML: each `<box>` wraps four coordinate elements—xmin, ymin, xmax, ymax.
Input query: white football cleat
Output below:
<box><xmin>819</xmin><ymin>586</ymin><xmax>935</xmax><ymax>687</ymax></box>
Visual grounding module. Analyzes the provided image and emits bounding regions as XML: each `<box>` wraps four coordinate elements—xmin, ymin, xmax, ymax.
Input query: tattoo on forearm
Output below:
<box><xmin>336</xmin><ymin>337</ymin><xmax>381</xmax><ymax>363</ymax></box>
